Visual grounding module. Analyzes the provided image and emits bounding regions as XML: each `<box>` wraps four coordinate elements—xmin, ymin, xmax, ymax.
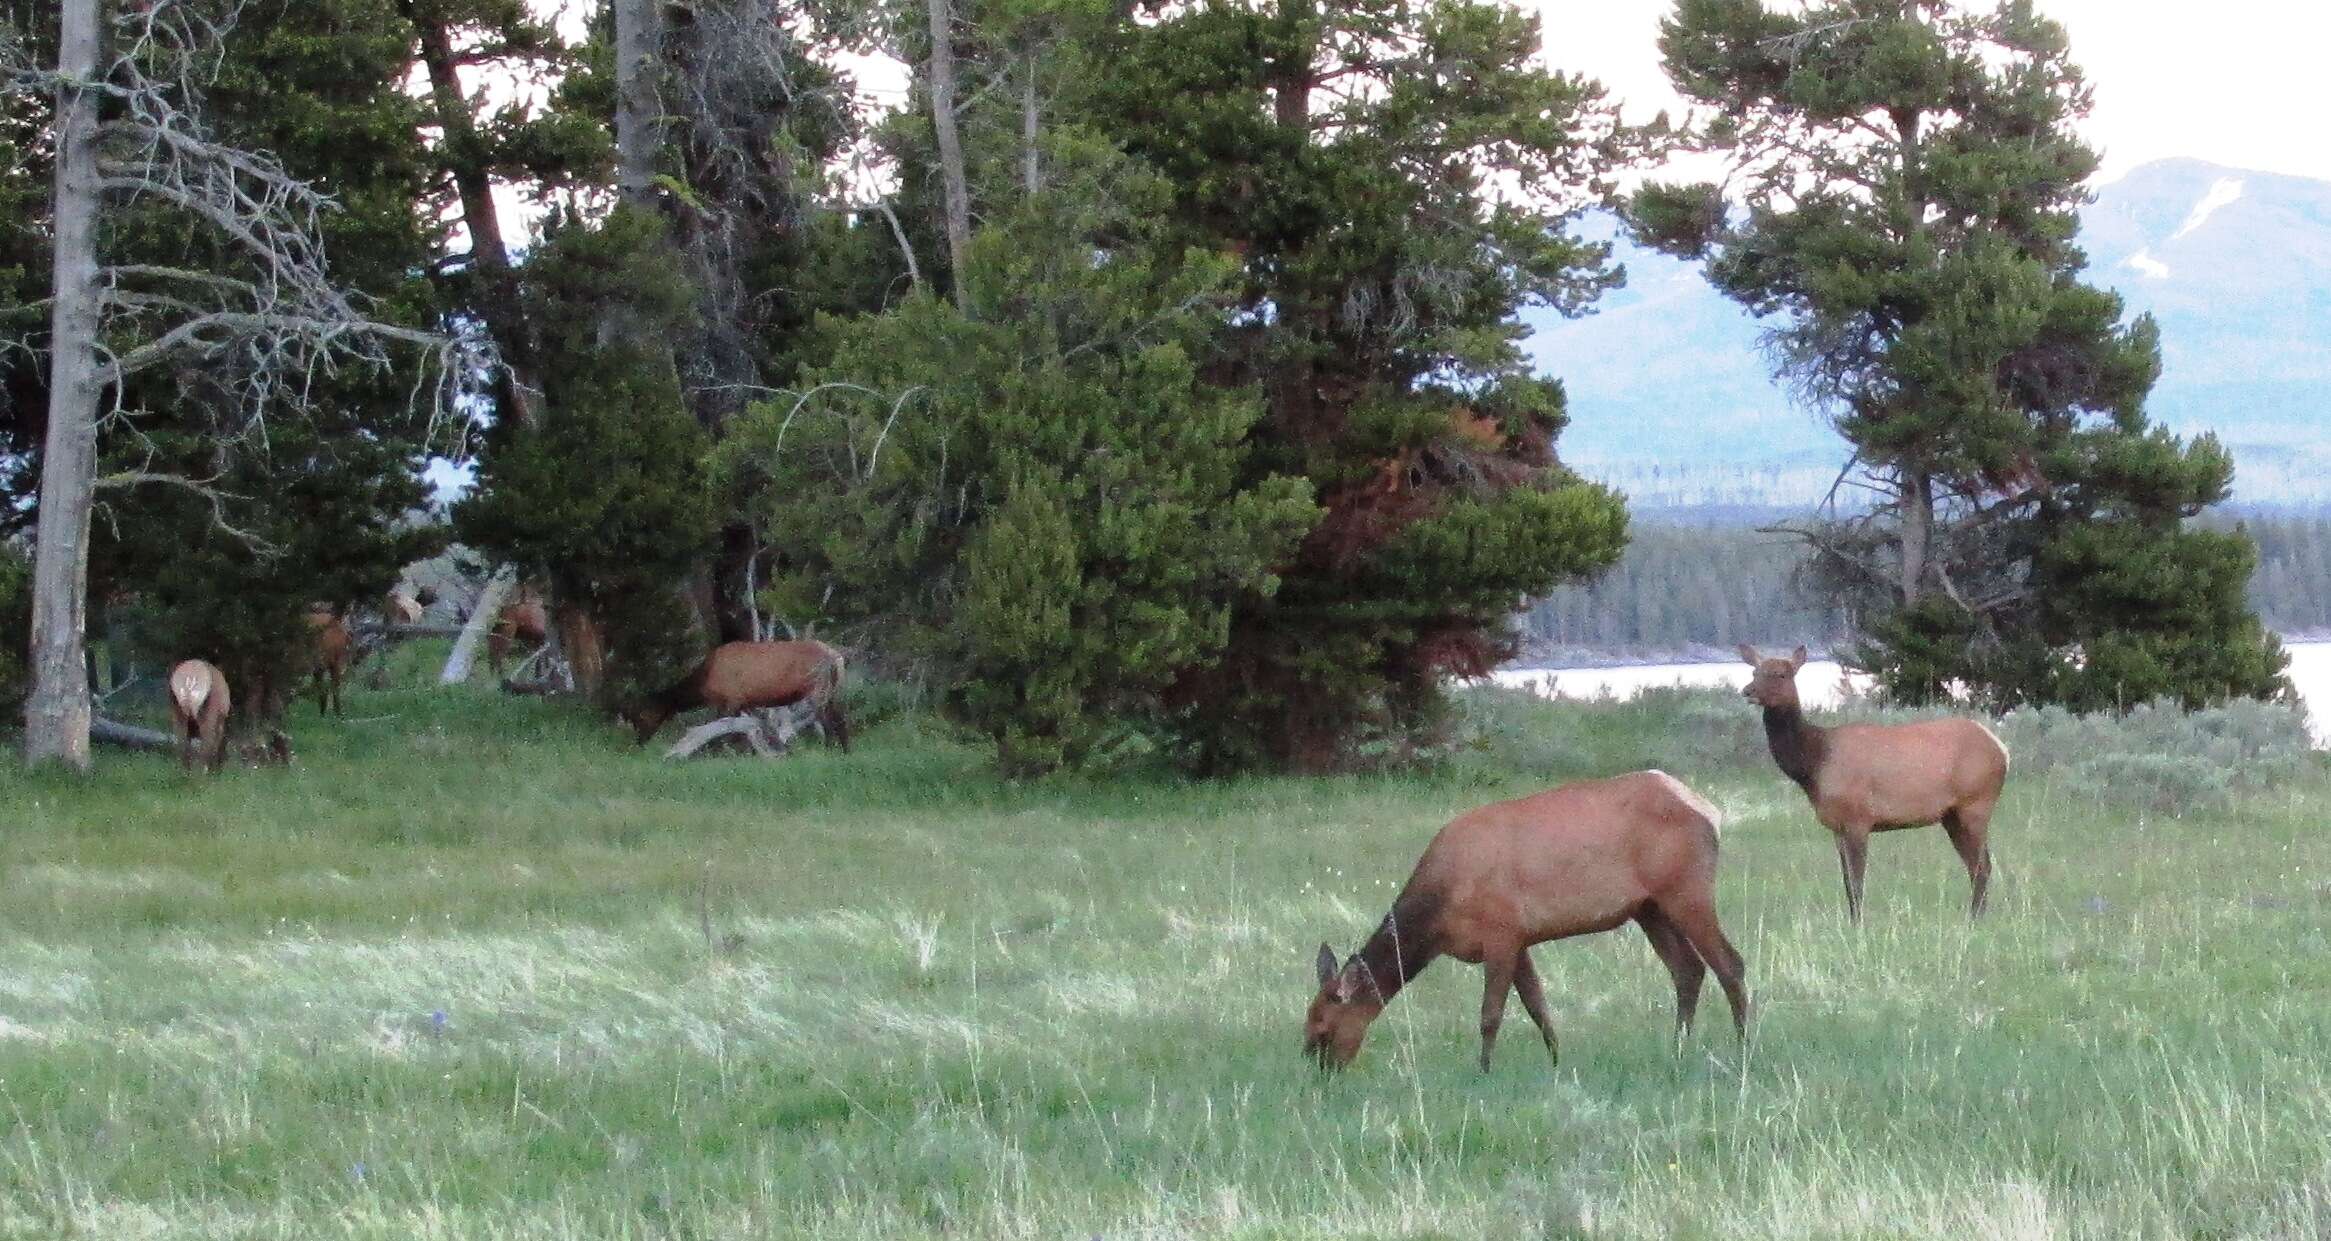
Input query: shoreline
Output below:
<box><xmin>1498</xmin><ymin>631</ymin><xmax>2331</xmax><ymax>674</ymax></box>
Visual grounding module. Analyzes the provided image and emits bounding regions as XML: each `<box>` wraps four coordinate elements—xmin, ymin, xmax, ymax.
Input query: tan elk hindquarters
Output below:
<box><xmin>1304</xmin><ymin>770</ymin><xmax>1749</xmax><ymax>1073</ymax></box>
<box><xmin>1738</xmin><ymin>644</ymin><xmax>2009</xmax><ymax>923</ymax></box>
<box><xmin>167</xmin><ymin>659</ymin><xmax>232</xmax><ymax>773</ymax></box>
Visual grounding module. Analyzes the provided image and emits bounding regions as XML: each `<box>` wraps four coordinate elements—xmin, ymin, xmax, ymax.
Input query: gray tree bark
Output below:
<box><xmin>924</xmin><ymin>0</ymin><xmax>972</xmax><ymax>311</ymax></box>
<box><xmin>23</xmin><ymin>0</ymin><xmax>105</xmax><ymax>770</ymax></box>
<box><xmin>615</xmin><ymin>0</ymin><xmax>662</xmax><ymax>210</ymax></box>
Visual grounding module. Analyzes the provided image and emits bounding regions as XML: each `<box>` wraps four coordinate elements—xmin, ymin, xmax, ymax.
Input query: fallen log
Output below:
<box><xmin>92</xmin><ymin>716</ymin><xmax>175</xmax><ymax>753</ymax></box>
<box><xmin>662</xmin><ymin>708</ymin><xmax>805</xmax><ymax>760</ymax></box>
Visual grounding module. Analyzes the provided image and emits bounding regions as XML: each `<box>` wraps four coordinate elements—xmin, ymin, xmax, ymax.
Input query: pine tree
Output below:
<box><xmin>729</xmin><ymin>146</ymin><xmax>1317</xmax><ymax>774</ymax></box>
<box><xmin>1634</xmin><ymin>0</ymin><xmax>2286</xmax><ymax>710</ymax></box>
<box><xmin>1080</xmin><ymin>0</ymin><xmax>1633</xmax><ymax>769</ymax></box>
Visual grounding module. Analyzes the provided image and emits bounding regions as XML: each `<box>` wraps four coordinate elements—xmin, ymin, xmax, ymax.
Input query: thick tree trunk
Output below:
<box><xmin>615</xmin><ymin>0</ymin><xmax>662</xmax><ymax>210</ymax></box>
<box><xmin>440</xmin><ymin>567</ymin><xmax>516</xmax><ymax>685</ymax></box>
<box><xmin>924</xmin><ymin>0</ymin><xmax>972</xmax><ymax>311</ymax></box>
<box><xmin>407</xmin><ymin>3</ymin><xmax>539</xmax><ymax>428</ymax></box>
<box><xmin>553</xmin><ymin>601</ymin><xmax>605</xmax><ymax>701</ymax></box>
<box><xmin>24</xmin><ymin>0</ymin><xmax>105</xmax><ymax>770</ymax></box>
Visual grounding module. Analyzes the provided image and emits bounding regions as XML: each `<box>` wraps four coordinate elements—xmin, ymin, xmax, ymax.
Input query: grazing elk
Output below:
<box><xmin>1738</xmin><ymin>645</ymin><xmax>2009</xmax><ymax>922</ymax></box>
<box><xmin>622</xmin><ymin>639</ymin><xmax>850</xmax><ymax>750</ymax></box>
<box><xmin>305</xmin><ymin>605</ymin><xmax>351</xmax><ymax>717</ymax></box>
<box><xmin>1305</xmin><ymin>770</ymin><xmax>1749</xmax><ymax>1073</ymax></box>
<box><xmin>166</xmin><ymin>659</ymin><xmax>232</xmax><ymax>773</ymax></box>
<box><xmin>487</xmin><ymin>598</ymin><xmax>550</xmax><ymax>678</ymax></box>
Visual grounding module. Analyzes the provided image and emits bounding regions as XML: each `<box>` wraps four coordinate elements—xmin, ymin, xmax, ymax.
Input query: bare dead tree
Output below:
<box><xmin>923</xmin><ymin>0</ymin><xmax>971</xmax><ymax>312</ymax></box>
<box><xmin>4</xmin><ymin>0</ymin><xmax>454</xmax><ymax>769</ymax></box>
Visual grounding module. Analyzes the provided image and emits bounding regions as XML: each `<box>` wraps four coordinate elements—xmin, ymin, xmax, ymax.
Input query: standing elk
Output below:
<box><xmin>1737</xmin><ymin>645</ymin><xmax>2009</xmax><ymax>922</ymax></box>
<box><xmin>1305</xmin><ymin>770</ymin><xmax>1749</xmax><ymax>1073</ymax></box>
<box><xmin>621</xmin><ymin>639</ymin><xmax>850</xmax><ymax>751</ymax></box>
<box><xmin>166</xmin><ymin>659</ymin><xmax>232</xmax><ymax>773</ymax></box>
<box><xmin>306</xmin><ymin>605</ymin><xmax>351</xmax><ymax>716</ymax></box>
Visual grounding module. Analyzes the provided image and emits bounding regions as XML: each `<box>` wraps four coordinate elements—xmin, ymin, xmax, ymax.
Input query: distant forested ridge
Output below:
<box><xmin>2230</xmin><ymin>510</ymin><xmax>2331</xmax><ymax>636</ymax></box>
<box><xmin>1517</xmin><ymin>522</ymin><xmax>1852</xmax><ymax>657</ymax></box>
<box><xmin>1519</xmin><ymin>510</ymin><xmax>2331</xmax><ymax>660</ymax></box>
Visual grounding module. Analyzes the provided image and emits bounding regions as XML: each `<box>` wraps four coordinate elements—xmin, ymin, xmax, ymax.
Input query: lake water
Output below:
<box><xmin>1490</xmin><ymin>640</ymin><xmax>2331</xmax><ymax>748</ymax></box>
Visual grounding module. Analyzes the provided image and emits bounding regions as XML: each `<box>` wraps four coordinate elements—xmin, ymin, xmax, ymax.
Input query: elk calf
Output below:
<box><xmin>1739</xmin><ymin>645</ymin><xmax>2010</xmax><ymax>922</ymax></box>
<box><xmin>622</xmin><ymin>640</ymin><xmax>850</xmax><ymax>751</ymax></box>
<box><xmin>1305</xmin><ymin>770</ymin><xmax>1748</xmax><ymax>1072</ymax></box>
<box><xmin>167</xmin><ymin>659</ymin><xmax>232</xmax><ymax>774</ymax></box>
<box><xmin>306</xmin><ymin>606</ymin><xmax>351</xmax><ymax>717</ymax></box>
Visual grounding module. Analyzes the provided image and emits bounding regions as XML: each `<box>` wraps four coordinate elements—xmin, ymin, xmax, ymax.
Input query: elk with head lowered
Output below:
<box><xmin>1304</xmin><ymin>770</ymin><xmax>1749</xmax><ymax>1073</ymax></box>
<box><xmin>621</xmin><ymin>639</ymin><xmax>851</xmax><ymax>751</ymax></box>
<box><xmin>1737</xmin><ymin>645</ymin><xmax>2009</xmax><ymax>923</ymax></box>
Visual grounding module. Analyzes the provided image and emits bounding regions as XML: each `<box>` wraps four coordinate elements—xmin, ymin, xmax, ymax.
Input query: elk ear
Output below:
<box><xmin>1736</xmin><ymin>644</ymin><xmax>1761</xmax><ymax>666</ymax></box>
<box><xmin>1315</xmin><ymin>943</ymin><xmax>1338</xmax><ymax>988</ymax></box>
<box><xmin>1344</xmin><ymin>958</ymin><xmax>1383</xmax><ymax>1003</ymax></box>
<box><xmin>1790</xmin><ymin>645</ymin><xmax>1808</xmax><ymax>668</ymax></box>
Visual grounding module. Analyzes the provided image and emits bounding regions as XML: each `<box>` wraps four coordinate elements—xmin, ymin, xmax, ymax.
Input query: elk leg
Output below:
<box><xmin>1659</xmin><ymin>897</ymin><xmax>1750</xmax><ymax>1044</ymax></box>
<box><xmin>1510</xmin><ymin>950</ymin><xmax>1560</xmax><ymax>1068</ymax></box>
<box><xmin>1835</xmin><ymin>828</ymin><xmax>1871</xmax><ymax>925</ymax></box>
<box><xmin>821</xmin><ymin>701</ymin><xmax>852</xmax><ymax>753</ymax></box>
<box><xmin>1637</xmin><ymin>906</ymin><xmax>1706</xmax><ymax>1047</ymax></box>
<box><xmin>173</xmin><ymin>717</ymin><xmax>195</xmax><ymax>773</ymax></box>
<box><xmin>1477</xmin><ymin>951</ymin><xmax>1518</xmax><ymax>1073</ymax></box>
<box><xmin>1943</xmin><ymin>805</ymin><xmax>1994</xmax><ymax>918</ymax></box>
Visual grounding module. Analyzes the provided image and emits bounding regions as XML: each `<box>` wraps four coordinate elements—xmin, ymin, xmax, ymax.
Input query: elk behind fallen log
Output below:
<box><xmin>488</xmin><ymin>599</ymin><xmax>549</xmax><ymax>678</ymax></box>
<box><xmin>625</xmin><ymin>640</ymin><xmax>850</xmax><ymax>752</ymax></box>
<box><xmin>166</xmin><ymin>659</ymin><xmax>231</xmax><ymax>773</ymax></box>
<box><xmin>1738</xmin><ymin>644</ymin><xmax>2010</xmax><ymax>922</ymax></box>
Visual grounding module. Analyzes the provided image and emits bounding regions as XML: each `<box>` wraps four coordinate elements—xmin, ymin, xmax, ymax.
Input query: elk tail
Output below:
<box><xmin>170</xmin><ymin>665</ymin><xmax>211</xmax><ymax>718</ymax></box>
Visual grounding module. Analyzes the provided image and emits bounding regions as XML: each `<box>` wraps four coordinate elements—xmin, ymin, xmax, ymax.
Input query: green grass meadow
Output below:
<box><xmin>3</xmin><ymin>650</ymin><xmax>2328</xmax><ymax>1238</ymax></box>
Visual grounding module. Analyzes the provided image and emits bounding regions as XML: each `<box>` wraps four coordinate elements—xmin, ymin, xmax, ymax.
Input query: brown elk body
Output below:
<box><xmin>305</xmin><ymin>606</ymin><xmax>351</xmax><ymax>716</ymax></box>
<box><xmin>1305</xmin><ymin>770</ymin><xmax>1749</xmax><ymax>1072</ymax></box>
<box><xmin>166</xmin><ymin>659</ymin><xmax>232</xmax><ymax>773</ymax></box>
<box><xmin>623</xmin><ymin>640</ymin><xmax>850</xmax><ymax>750</ymax></box>
<box><xmin>487</xmin><ymin>600</ymin><xmax>550</xmax><ymax>677</ymax></box>
<box><xmin>1738</xmin><ymin>645</ymin><xmax>2010</xmax><ymax>922</ymax></box>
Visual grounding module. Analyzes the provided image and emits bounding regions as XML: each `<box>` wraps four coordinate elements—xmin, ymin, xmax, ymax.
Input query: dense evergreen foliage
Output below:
<box><xmin>5</xmin><ymin>0</ymin><xmax>448</xmax><ymax>723</ymax></box>
<box><xmin>452</xmin><ymin>209</ymin><xmax>717</xmax><ymax>707</ymax></box>
<box><xmin>1634</xmin><ymin>0</ymin><xmax>2287</xmax><ymax>711</ymax></box>
<box><xmin>1074</xmin><ymin>0</ymin><xmax>1634</xmax><ymax>769</ymax></box>
<box><xmin>727</xmin><ymin>153</ymin><xmax>1317</xmax><ymax>774</ymax></box>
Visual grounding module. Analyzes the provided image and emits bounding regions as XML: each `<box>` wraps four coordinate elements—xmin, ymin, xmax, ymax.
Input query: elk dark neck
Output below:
<box><xmin>1761</xmin><ymin>701</ymin><xmax>1827</xmax><ymax>794</ymax></box>
<box><xmin>655</xmin><ymin>661</ymin><xmax>711</xmax><ymax>711</ymax></box>
<box><xmin>1354</xmin><ymin>885</ymin><xmax>1444</xmax><ymax>1004</ymax></box>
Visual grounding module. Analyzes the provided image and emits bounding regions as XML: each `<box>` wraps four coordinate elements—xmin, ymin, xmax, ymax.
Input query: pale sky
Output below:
<box><xmin>1533</xmin><ymin>0</ymin><xmax>2331</xmax><ymax>186</ymax></box>
<box><xmin>516</xmin><ymin>1</ymin><xmax>2331</xmax><ymax>192</ymax></box>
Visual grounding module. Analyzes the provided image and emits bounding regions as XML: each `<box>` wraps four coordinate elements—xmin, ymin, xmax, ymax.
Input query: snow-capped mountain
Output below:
<box><xmin>1526</xmin><ymin>159</ymin><xmax>2331</xmax><ymax>509</ymax></box>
